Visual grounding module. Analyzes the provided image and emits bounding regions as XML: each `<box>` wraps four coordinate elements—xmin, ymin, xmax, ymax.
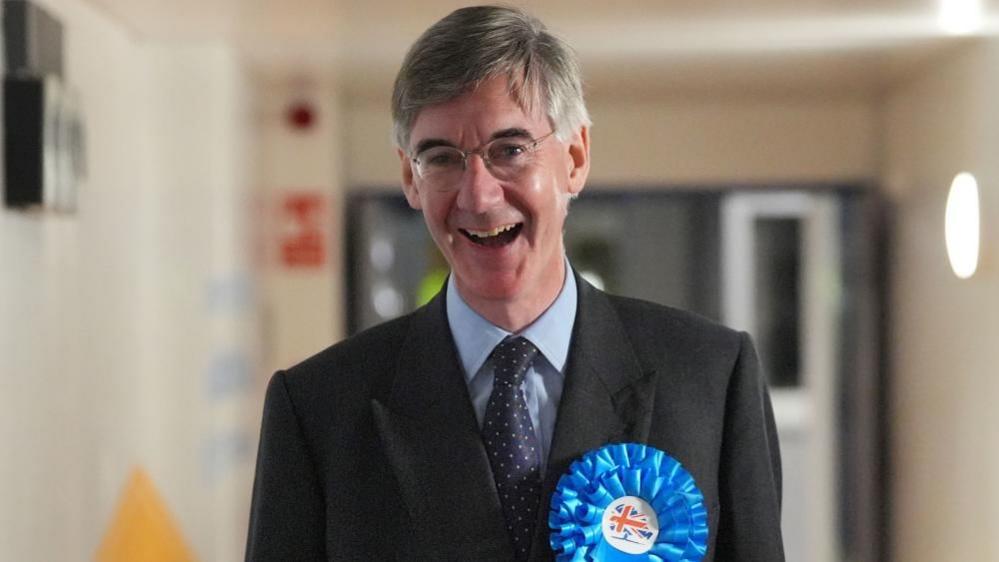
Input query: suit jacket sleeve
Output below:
<box><xmin>714</xmin><ymin>332</ymin><xmax>785</xmax><ymax>561</ymax></box>
<box><xmin>245</xmin><ymin>371</ymin><xmax>326</xmax><ymax>561</ymax></box>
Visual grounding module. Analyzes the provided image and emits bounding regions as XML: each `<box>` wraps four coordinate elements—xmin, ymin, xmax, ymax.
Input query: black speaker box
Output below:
<box><xmin>4</xmin><ymin>77</ymin><xmax>45</xmax><ymax>207</ymax></box>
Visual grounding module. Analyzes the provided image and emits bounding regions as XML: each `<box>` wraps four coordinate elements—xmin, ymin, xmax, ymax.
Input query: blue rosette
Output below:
<box><xmin>549</xmin><ymin>443</ymin><xmax>708</xmax><ymax>562</ymax></box>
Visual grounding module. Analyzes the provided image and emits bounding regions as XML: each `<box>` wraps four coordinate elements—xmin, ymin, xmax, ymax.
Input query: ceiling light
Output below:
<box><xmin>938</xmin><ymin>0</ymin><xmax>984</xmax><ymax>35</ymax></box>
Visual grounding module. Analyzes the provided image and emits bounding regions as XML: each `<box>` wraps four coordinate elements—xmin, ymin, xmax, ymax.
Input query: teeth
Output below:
<box><xmin>466</xmin><ymin>224</ymin><xmax>517</xmax><ymax>238</ymax></box>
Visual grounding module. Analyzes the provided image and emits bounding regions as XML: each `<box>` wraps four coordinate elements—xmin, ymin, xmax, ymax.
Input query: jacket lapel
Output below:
<box><xmin>529</xmin><ymin>274</ymin><xmax>659</xmax><ymax>560</ymax></box>
<box><xmin>371</xmin><ymin>293</ymin><xmax>513</xmax><ymax>560</ymax></box>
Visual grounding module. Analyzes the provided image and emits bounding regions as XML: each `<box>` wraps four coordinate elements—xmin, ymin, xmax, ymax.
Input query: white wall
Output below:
<box><xmin>587</xmin><ymin>98</ymin><xmax>877</xmax><ymax>185</ymax></box>
<box><xmin>883</xmin><ymin>38</ymin><xmax>999</xmax><ymax>561</ymax></box>
<box><xmin>0</xmin><ymin>0</ymin><xmax>257</xmax><ymax>560</ymax></box>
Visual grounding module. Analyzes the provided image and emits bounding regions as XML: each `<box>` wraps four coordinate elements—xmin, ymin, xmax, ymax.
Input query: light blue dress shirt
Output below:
<box><xmin>446</xmin><ymin>262</ymin><xmax>577</xmax><ymax>472</ymax></box>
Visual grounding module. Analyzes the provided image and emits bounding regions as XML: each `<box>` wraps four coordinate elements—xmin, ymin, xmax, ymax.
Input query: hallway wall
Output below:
<box><xmin>0</xmin><ymin>0</ymin><xmax>256</xmax><ymax>560</ymax></box>
<box><xmin>883</xmin><ymin>37</ymin><xmax>999</xmax><ymax>561</ymax></box>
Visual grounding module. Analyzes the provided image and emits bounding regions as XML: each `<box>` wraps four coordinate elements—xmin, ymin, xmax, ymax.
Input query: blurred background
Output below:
<box><xmin>1</xmin><ymin>0</ymin><xmax>997</xmax><ymax>560</ymax></box>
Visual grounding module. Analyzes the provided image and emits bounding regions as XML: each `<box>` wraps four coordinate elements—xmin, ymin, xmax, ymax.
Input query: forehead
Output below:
<box><xmin>408</xmin><ymin>77</ymin><xmax>548</xmax><ymax>146</ymax></box>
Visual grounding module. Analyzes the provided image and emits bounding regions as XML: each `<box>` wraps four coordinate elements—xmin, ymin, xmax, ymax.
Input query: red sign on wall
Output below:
<box><xmin>280</xmin><ymin>192</ymin><xmax>327</xmax><ymax>268</ymax></box>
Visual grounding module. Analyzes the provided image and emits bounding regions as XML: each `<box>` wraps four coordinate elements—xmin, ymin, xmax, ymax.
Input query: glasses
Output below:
<box><xmin>410</xmin><ymin>131</ymin><xmax>555</xmax><ymax>190</ymax></box>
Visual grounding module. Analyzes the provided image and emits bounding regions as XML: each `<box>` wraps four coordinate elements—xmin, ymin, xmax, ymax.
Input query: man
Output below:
<box><xmin>246</xmin><ymin>6</ymin><xmax>783</xmax><ymax>561</ymax></box>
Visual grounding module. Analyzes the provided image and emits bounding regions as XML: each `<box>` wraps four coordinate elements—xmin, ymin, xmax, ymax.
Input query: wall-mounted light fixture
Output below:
<box><xmin>945</xmin><ymin>172</ymin><xmax>980</xmax><ymax>279</ymax></box>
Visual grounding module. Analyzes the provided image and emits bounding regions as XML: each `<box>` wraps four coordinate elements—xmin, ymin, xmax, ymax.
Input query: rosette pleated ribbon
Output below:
<box><xmin>549</xmin><ymin>443</ymin><xmax>708</xmax><ymax>562</ymax></box>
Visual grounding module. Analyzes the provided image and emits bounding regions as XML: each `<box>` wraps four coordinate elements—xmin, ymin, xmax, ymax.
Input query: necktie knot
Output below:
<box><xmin>490</xmin><ymin>336</ymin><xmax>539</xmax><ymax>387</ymax></box>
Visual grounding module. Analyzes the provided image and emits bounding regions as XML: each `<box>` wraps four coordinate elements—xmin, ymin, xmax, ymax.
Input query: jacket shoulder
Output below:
<box><xmin>604</xmin><ymin>292</ymin><xmax>738</xmax><ymax>337</ymax></box>
<box><xmin>601</xmin><ymin>292</ymin><xmax>744</xmax><ymax>367</ymax></box>
<box><xmin>277</xmin><ymin>311</ymin><xmax>415</xmax><ymax>409</ymax></box>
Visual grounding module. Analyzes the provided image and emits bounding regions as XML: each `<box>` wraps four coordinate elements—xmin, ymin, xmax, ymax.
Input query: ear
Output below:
<box><xmin>398</xmin><ymin>148</ymin><xmax>422</xmax><ymax>210</ymax></box>
<box><xmin>565</xmin><ymin>126</ymin><xmax>590</xmax><ymax>196</ymax></box>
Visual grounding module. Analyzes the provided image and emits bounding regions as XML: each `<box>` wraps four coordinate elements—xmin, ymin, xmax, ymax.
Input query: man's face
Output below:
<box><xmin>399</xmin><ymin>76</ymin><xmax>589</xmax><ymax>323</ymax></box>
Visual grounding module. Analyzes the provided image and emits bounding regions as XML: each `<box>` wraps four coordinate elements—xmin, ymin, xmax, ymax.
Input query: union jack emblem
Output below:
<box><xmin>606</xmin><ymin>503</ymin><xmax>655</xmax><ymax>543</ymax></box>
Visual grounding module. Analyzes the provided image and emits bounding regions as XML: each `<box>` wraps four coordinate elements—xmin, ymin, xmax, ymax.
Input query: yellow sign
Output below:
<box><xmin>96</xmin><ymin>467</ymin><xmax>198</xmax><ymax>562</ymax></box>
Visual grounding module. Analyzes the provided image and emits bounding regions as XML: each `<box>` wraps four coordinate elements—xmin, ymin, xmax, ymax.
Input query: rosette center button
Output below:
<box><xmin>601</xmin><ymin>496</ymin><xmax>661</xmax><ymax>555</ymax></box>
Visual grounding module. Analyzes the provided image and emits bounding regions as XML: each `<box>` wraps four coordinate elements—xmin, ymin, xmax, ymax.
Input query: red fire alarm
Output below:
<box><xmin>285</xmin><ymin>100</ymin><xmax>316</xmax><ymax>131</ymax></box>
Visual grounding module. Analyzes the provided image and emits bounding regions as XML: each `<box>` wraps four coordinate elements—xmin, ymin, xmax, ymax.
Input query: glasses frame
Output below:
<box><xmin>410</xmin><ymin>130</ymin><xmax>556</xmax><ymax>187</ymax></box>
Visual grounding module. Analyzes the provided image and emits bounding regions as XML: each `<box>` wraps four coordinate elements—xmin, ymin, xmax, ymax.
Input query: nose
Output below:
<box><xmin>455</xmin><ymin>152</ymin><xmax>504</xmax><ymax>213</ymax></box>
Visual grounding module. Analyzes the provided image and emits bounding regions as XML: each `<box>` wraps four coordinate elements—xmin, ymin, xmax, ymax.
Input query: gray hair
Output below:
<box><xmin>391</xmin><ymin>5</ymin><xmax>591</xmax><ymax>151</ymax></box>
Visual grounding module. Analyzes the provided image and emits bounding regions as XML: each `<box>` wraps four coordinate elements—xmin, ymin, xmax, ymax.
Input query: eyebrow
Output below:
<box><xmin>412</xmin><ymin>128</ymin><xmax>533</xmax><ymax>156</ymax></box>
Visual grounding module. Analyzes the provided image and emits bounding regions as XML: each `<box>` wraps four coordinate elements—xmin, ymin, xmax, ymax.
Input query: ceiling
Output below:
<box><xmin>83</xmin><ymin>0</ymin><xmax>996</xmax><ymax>98</ymax></box>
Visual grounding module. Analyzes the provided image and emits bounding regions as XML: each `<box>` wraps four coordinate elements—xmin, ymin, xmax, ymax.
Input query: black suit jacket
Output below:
<box><xmin>246</xmin><ymin>274</ymin><xmax>784</xmax><ymax>561</ymax></box>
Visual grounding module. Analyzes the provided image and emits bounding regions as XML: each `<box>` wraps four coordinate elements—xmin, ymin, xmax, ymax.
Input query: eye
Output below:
<box><xmin>488</xmin><ymin>141</ymin><xmax>528</xmax><ymax>163</ymax></box>
<box><xmin>420</xmin><ymin>148</ymin><xmax>463</xmax><ymax>168</ymax></box>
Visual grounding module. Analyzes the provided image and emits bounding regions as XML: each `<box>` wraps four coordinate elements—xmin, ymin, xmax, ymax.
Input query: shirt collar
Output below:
<box><xmin>446</xmin><ymin>259</ymin><xmax>577</xmax><ymax>383</ymax></box>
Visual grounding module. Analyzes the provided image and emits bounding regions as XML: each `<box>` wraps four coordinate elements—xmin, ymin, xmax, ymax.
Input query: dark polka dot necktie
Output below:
<box><xmin>482</xmin><ymin>336</ymin><xmax>543</xmax><ymax>561</ymax></box>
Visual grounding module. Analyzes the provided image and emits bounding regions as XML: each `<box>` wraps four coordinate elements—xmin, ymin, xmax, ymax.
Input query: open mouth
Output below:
<box><xmin>460</xmin><ymin>223</ymin><xmax>523</xmax><ymax>248</ymax></box>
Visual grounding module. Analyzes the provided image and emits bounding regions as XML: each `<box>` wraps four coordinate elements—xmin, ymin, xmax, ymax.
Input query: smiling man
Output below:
<box><xmin>247</xmin><ymin>6</ymin><xmax>784</xmax><ymax>562</ymax></box>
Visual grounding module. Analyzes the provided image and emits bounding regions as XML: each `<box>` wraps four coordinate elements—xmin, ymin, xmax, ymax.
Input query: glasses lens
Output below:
<box><xmin>416</xmin><ymin>147</ymin><xmax>464</xmax><ymax>180</ymax></box>
<box><xmin>485</xmin><ymin>139</ymin><xmax>531</xmax><ymax>178</ymax></box>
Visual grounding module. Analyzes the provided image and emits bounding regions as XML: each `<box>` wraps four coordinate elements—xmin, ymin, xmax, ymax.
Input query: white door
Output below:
<box><xmin>722</xmin><ymin>192</ymin><xmax>841</xmax><ymax>562</ymax></box>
